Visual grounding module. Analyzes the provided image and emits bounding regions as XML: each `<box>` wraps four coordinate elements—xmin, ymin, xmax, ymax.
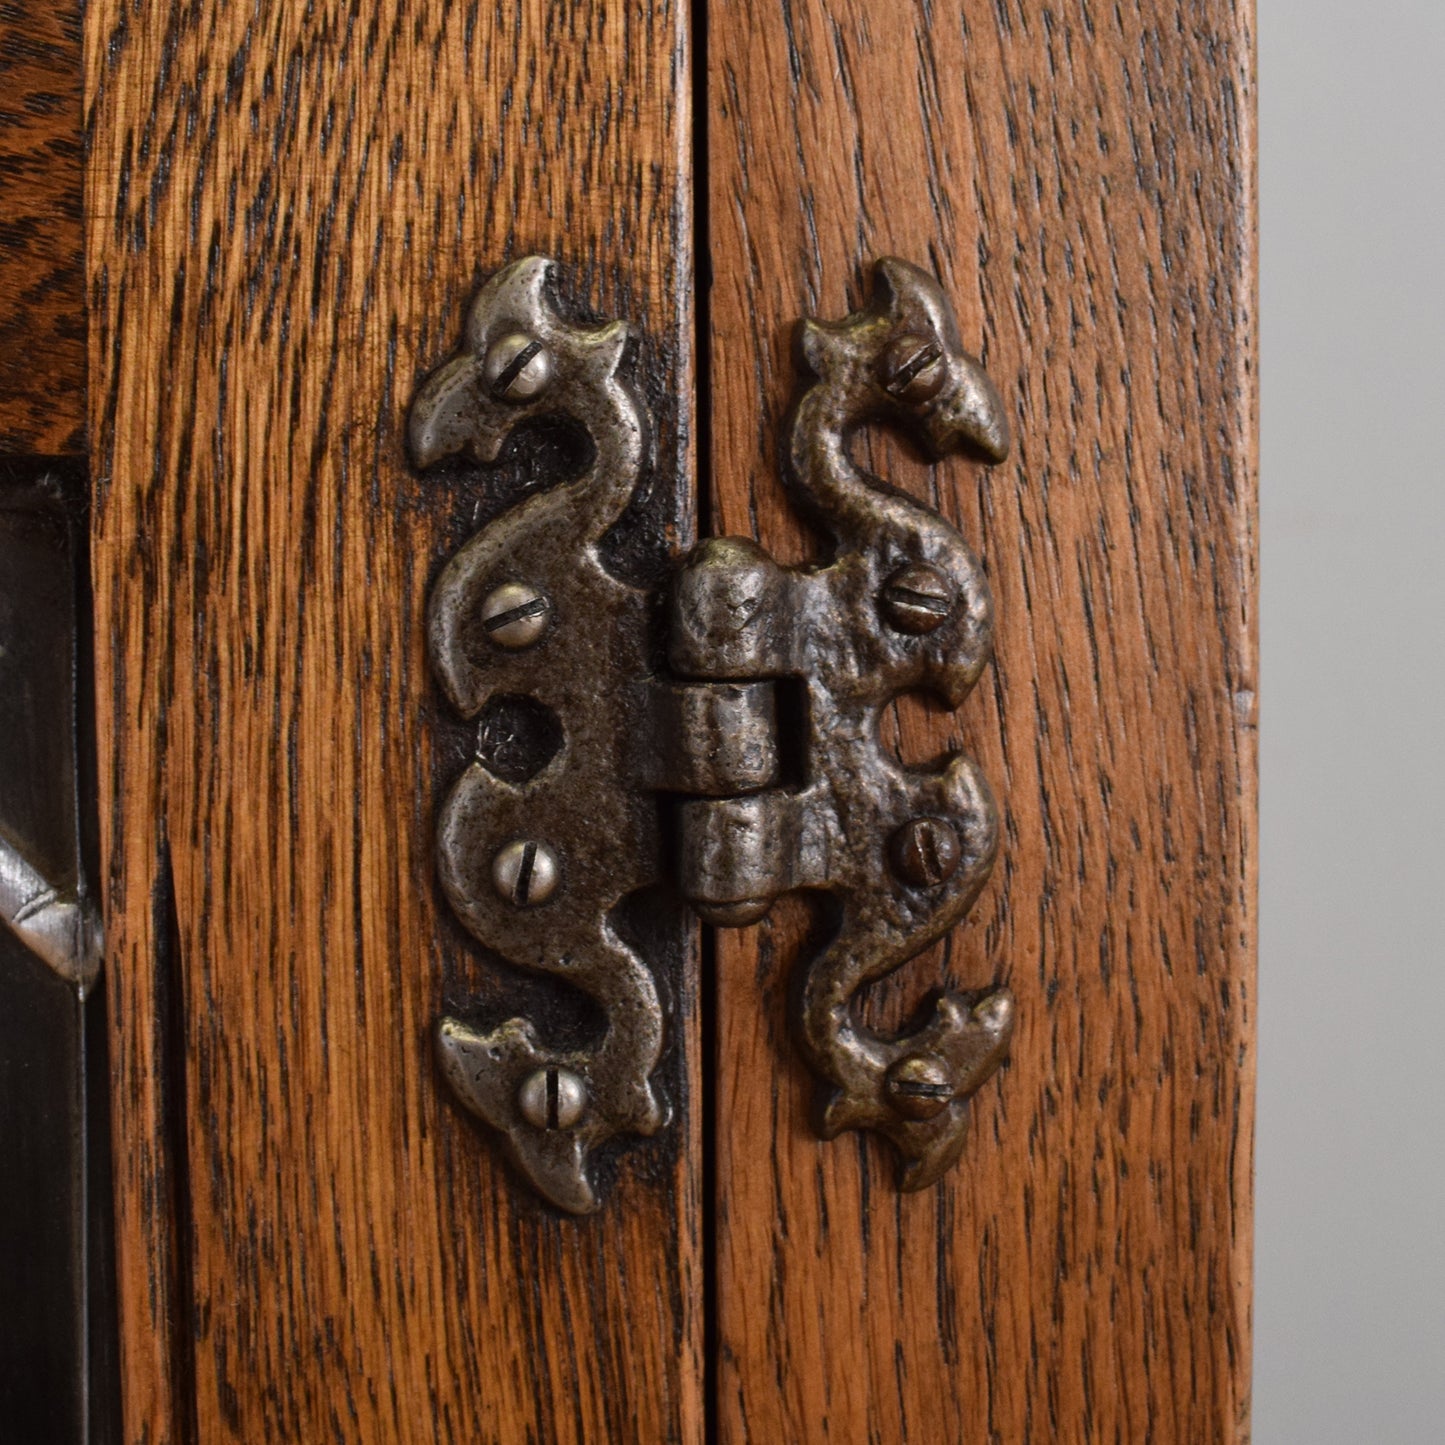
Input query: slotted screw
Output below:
<box><xmin>879</xmin><ymin>562</ymin><xmax>955</xmax><ymax>634</ymax></box>
<box><xmin>480</xmin><ymin>582</ymin><xmax>552</xmax><ymax>649</ymax></box>
<box><xmin>518</xmin><ymin>1066</ymin><xmax>587</xmax><ymax>1130</ymax></box>
<box><xmin>484</xmin><ymin>331</ymin><xmax>554</xmax><ymax>402</ymax></box>
<box><xmin>889</xmin><ymin>817</ymin><xmax>961</xmax><ymax>889</ymax></box>
<box><xmin>885</xmin><ymin>1055</ymin><xmax>954</xmax><ymax>1120</ymax></box>
<box><xmin>879</xmin><ymin>332</ymin><xmax>947</xmax><ymax>404</ymax></box>
<box><xmin>492</xmin><ymin>839</ymin><xmax>559</xmax><ymax>907</ymax></box>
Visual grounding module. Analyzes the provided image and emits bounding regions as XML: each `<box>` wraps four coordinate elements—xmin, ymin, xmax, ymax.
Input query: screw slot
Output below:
<box><xmin>885</xmin><ymin>1055</ymin><xmax>955</xmax><ymax>1120</ymax></box>
<box><xmin>889</xmin><ymin>817</ymin><xmax>962</xmax><ymax>889</ymax></box>
<box><xmin>484</xmin><ymin>332</ymin><xmax>554</xmax><ymax>402</ymax></box>
<box><xmin>879</xmin><ymin>332</ymin><xmax>947</xmax><ymax>404</ymax></box>
<box><xmin>879</xmin><ymin>562</ymin><xmax>955</xmax><ymax>635</ymax></box>
<box><xmin>480</xmin><ymin>582</ymin><xmax>552</xmax><ymax>649</ymax></box>
<box><xmin>492</xmin><ymin>839</ymin><xmax>560</xmax><ymax>907</ymax></box>
<box><xmin>517</xmin><ymin>1066</ymin><xmax>587</xmax><ymax>1130</ymax></box>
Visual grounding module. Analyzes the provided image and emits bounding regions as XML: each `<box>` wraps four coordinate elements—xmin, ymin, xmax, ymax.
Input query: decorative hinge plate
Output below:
<box><xmin>409</xmin><ymin>256</ymin><xmax>1013</xmax><ymax>1212</ymax></box>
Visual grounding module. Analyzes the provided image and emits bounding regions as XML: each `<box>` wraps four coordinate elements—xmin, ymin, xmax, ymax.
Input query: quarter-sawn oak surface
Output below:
<box><xmin>704</xmin><ymin>2</ymin><xmax>1256</xmax><ymax>1442</ymax></box>
<box><xmin>85</xmin><ymin>2</ymin><xmax>700</xmax><ymax>1440</ymax></box>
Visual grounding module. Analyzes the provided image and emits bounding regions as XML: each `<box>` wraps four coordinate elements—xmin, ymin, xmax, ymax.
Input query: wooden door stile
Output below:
<box><xmin>703</xmin><ymin>3</ymin><xmax>1257</xmax><ymax>1440</ymax></box>
<box><xmin>85</xmin><ymin>3</ymin><xmax>701</xmax><ymax>1440</ymax></box>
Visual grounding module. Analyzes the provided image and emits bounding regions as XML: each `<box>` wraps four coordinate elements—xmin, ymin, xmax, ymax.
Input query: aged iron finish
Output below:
<box><xmin>670</xmin><ymin>258</ymin><xmax>1015</xmax><ymax>1189</ymax></box>
<box><xmin>409</xmin><ymin>258</ymin><xmax>672</xmax><ymax>1213</ymax></box>
<box><xmin>410</xmin><ymin>256</ymin><xmax>1013</xmax><ymax>1208</ymax></box>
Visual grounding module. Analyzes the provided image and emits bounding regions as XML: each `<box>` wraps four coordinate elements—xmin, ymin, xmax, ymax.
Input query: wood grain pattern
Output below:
<box><xmin>85</xmin><ymin>3</ymin><xmax>699</xmax><ymax>1440</ymax></box>
<box><xmin>0</xmin><ymin>1</ymin><xmax>85</xmax><ymax>454</ymax></box>
<box><xmin>705</xmin><ymin>2</ymin><xmax>1257</xmax><ymax>1441</ymax></box>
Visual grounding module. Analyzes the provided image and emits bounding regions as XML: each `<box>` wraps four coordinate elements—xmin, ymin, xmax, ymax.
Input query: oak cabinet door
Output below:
<box><xmin>3</xmin><ymin>0</ymin><xmax>1255</xmax><ymax>1440</ymax></box>
<box><xmin>702</xmin><ymin>6</ymin><xmax>1255</xmax><ymax>1442</ymax></box>
<box><xmin>85</xmin><ymin>5</ymin><xmax>702</xmax><ymax>1441</ymax></box>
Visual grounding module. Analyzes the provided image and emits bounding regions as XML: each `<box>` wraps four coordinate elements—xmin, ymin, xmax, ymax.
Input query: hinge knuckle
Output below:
<box><xmin>678</xmin><ymin>795</ymin><xmax>791</xmax><ymax>927</ymax></box>
<box><xmin>669</xmin><ymin>537</ymin><xmax>792</xmax><ymax>678</ymax></box>
<box><xmin>650</xmin><ymin>681</ymin><xmax>779</xmax><ymax>796</ymax></box>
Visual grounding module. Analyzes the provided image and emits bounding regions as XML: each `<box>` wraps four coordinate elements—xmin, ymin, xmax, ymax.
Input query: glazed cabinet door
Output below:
<box><xmin>3</xmin><ymin>0</ymin><xmax>1255</xmax><ymax>1441</ymax></box>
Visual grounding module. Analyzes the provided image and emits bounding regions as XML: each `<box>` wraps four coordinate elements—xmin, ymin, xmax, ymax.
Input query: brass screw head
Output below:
<box><xmin>492</xmin><ymin>839</ymin><xmax>560</xmax><ymax>907</ymax></box>
<box><xmin>480</xmin><ymin>581</ymin><xmax>552</xmax><ymax>649</ymax></box>
<box><xmin>889</xmin><ymin>817</ymin><xmax>962</xmax><ymax>889</ymax></box>
<box><xmin>484</xmin><ymin>331</ymin><xmax>554</xmax><ymax>402</ymax></box>
<box><xmin>879</xmin><ymin>332</ymin><xmax>947</xmax><ymax>404</ymax></box>
<box><xmin>885</xmin><ymin>1055</ymin><xmax>955</xmax><ymax>1120</ymax></box>
<box><xmin>517</xmin><ymin>1066</ymin><xmax>587</xmax><ymax>1130</ymax></box>
<box><xmin>879</xmin><ymin>562</ymin><xmax>955</xmax><ymax>634</ymax></box>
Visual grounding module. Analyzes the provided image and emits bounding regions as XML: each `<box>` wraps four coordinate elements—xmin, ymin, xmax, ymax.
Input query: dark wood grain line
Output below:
<box><xmin>151</xmin><ymin>840</ymin><xmax>200</xmax><ymax>1445</ymax></box>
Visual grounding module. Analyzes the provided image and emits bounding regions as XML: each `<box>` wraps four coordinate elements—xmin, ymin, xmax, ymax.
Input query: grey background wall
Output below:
<box><xmin>1255</xmin><ymin>2</ymin><xmax>1445</xmax><ymax>1439</ymax></box>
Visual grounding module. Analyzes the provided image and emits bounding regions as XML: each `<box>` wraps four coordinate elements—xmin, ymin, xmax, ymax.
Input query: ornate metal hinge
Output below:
<box><xmin>409</xmin><ymin>256</ymin><xmax>1014</xmax><ymax>1212</ymax></box>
